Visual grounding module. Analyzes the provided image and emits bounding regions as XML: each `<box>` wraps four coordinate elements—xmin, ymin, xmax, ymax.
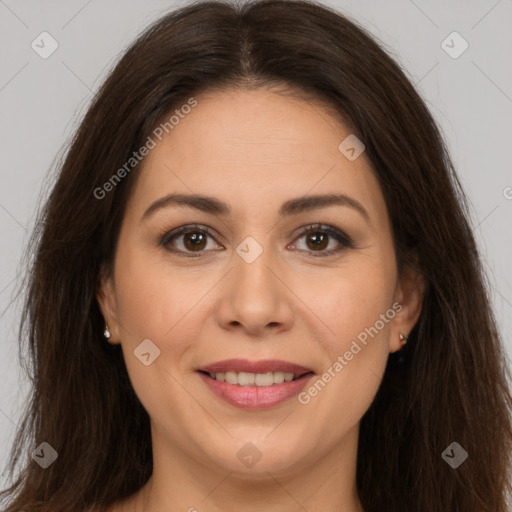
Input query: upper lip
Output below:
<box><xmin>198</xmin><ymin>359</ymin><xmax>314</xmax><ymax>376</ymax></box>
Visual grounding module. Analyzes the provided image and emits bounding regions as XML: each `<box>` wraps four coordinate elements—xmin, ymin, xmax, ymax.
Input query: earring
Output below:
<box><xmin>399</xmin><ymin>332</ymin><xmax>408</xmax><ymax>349</ymax></box>
<box><xmin>104</xmin><ymin>324</ymin><xmax>111</xmax><ymax>339</ymax></box>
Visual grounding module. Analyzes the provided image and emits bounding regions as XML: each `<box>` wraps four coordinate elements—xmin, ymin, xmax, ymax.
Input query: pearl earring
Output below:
<box><xmin>104</xmin><ymin>325</ymin><xmax>111</xmax><ymax>339</ymax></box>
<box><xmin>399</xmin><ymin>332</ymin><xmax>408</xmax><ymax>349</ymax></box>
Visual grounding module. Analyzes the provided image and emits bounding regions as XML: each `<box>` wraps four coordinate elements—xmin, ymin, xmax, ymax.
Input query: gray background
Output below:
<box><xmin>1</xmin><ymin>0</ymin><xmax>511</xmax><ymax>487</ymax></box>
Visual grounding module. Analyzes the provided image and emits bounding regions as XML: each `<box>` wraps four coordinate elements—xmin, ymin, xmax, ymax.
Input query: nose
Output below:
<box><xmin>214</xmin><ymin>242</ymin><xmax>295</xmax><ymax>337</ymax></box>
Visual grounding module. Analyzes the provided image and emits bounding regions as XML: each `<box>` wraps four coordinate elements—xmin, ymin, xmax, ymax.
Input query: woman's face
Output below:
<box><xmin>99</xmin><ymin>87</ymin><xmax>422</xmax><ymax>478</ymax></box>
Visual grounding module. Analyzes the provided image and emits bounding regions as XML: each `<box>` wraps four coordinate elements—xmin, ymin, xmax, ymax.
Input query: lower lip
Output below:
<box><xmin>198</xmin><ymin>372</ymin><xmax>314</xmax><ymax>409</ymax></box>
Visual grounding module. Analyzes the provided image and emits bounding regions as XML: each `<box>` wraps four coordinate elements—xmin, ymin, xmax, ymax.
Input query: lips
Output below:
<box><xmin>197</xmin><ymin>359</ymin><xmax>315</xmax><ymax>409</ymax></box>
<box><xmin>198</xmin><ymin>358</ymin><xmax>313</xmax><ymax>376</ymax></box>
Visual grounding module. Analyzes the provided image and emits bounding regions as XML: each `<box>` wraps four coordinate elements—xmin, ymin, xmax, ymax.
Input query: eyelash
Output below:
<box><xmin>160</xmin><ymin>223</ymin><xmax>354</xmax><ymax>258</ymax></box>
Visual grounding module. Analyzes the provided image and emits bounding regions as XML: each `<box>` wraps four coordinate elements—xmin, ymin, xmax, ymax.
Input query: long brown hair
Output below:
<box><xmin>1</xmin><ymin>1</ymin><xmax>511</xmax><ymax>511</ymax></box>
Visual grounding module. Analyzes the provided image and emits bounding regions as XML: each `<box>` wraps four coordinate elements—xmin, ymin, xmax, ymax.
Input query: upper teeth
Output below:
<box><xmin>209</xmin><ymin>371</ymin><xmax>297</xmax><ymax>387</ymax></box>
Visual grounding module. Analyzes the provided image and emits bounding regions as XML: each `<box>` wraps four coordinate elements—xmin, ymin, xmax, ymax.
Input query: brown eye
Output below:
<box><xmin>161</xmin><ymin>224</ymin><xmax>222</xmax><ymax>256</ymax></box>
<box><xmin>291</xmin><ymin>224</ymin><xmax>354</xmax><ymax>257</ymax></box>
<box><xmin>182</xmin><ymin>231</ymin><xmax>207</xmax><ymax>251</ymax></box>
<box><xmin>305</xmin><ymin>232</ymin><xmax>329</xmax><ymax>251</ymax></box>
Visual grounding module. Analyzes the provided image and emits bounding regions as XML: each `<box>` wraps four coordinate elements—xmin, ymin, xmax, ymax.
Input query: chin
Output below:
<box><xmin>195</xmin><ymin>433</ymin><xmax>310</xmax><ymax>476</ymax></box>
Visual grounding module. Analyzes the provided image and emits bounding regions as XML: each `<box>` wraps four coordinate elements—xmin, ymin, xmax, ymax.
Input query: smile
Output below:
<box><xmin>197</xmin><ymin>359</ymin><xmax>315</xmax><ymax>409</ymax></box>
<box><xmin>205</xmin><ymin>370</ymin><xmax>301</xmax><ymax>386</ymax></box>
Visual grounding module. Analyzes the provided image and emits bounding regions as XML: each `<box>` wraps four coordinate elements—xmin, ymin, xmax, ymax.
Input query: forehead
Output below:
<box><xmin>127</xmin><ymin>87</ymin><xmax>386</xmax><ymax>222</ymax></box>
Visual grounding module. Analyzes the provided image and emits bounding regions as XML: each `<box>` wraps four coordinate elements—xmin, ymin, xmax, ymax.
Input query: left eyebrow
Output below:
<box><xmin>279</xmin><ymin>193</ymin><xmax>370</xmax><ymax>224</ymax></box>
<box><xmin>141</xmin><ymin>192</ymin><xmax>371</xmax><ymax>224</ymax></box>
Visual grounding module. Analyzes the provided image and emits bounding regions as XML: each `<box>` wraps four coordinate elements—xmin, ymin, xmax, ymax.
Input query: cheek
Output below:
<box><xmin>296</xmin><ymin>253</ymin><xmax>396</xmax><ymax>419</ymax></box>
<box><xmin>111</xmin><ymin>248</ymin><xmax>208</xmax><ymax>426</ymax></box>
<box><xmin>113</xmin><ymin>246</ymin><xmax>216</xmax><ymax>361</ymax></box>
<box><xmin>306</xmin><ymin>255</ymin><xmax>395</xmax><ymax>350</ymax></box>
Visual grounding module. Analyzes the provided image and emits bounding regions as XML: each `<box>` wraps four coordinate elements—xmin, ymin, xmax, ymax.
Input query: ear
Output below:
<box><xmin>96</xmin><ymin>264</ymin><xmax>121</xmax><ymax>344</ymax></box>
<box><xmin>390</xmin><ymin>257</ymin><xmax>426</xmax><ymax>353</ymax></box>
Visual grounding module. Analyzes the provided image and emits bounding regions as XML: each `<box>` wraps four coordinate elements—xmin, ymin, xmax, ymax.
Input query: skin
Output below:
<box><xmin>98</xmin><ymin>87</ymin><xmax>424</xmax><ymax>512</ymax></box>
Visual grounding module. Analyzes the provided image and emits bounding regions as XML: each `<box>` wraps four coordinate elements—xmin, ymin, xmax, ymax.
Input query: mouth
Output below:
<box><xmin>197</xmin><ymin>358</ymin><xmax>314</xmax><ymax>385</ymax></box>
<box><xmin>198</xmin><ymin>370</ymin><xmax>311</xmax><ymax>386</ymax></box>
<box><xmin>196</xmin><ymin>359</ymin><xmax>315</xmax><ymax>409</ymax></box>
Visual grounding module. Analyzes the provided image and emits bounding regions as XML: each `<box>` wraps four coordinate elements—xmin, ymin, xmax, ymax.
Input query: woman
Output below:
<box><xmin>1</xmin><ymin>1</ymin><xmax>511</xmax><ymax>511</ymax></box>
